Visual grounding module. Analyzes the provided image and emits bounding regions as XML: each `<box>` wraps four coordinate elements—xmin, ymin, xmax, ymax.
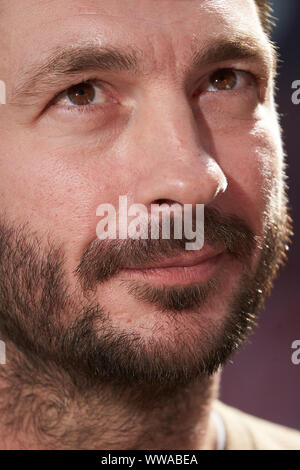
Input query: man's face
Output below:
<box><xmin>0</xmin><ymin>0</ymin><xmax>291</xmax><ymax>386</ymax></box>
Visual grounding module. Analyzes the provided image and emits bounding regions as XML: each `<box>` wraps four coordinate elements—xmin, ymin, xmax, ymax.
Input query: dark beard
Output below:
<box><xmin>0</xmin><ymin>201</ymin><xmax>292</xmax><ymax>393</ymax></box>
<box><xmin>0</xmin><ymin>197</ymin><xmax>292</xmax><ymax>448</ymax></box>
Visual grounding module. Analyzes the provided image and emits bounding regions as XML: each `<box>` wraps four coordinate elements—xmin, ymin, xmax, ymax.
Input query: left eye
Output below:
<box><xmin>54</xmin><ymin>81</ymin><xmax>106</xmax><ymax>107</ymax></box>
<box><xmin>206</xmin><ymin>69</ymin><xmax>247</xmax><ymax>92</ymax></box>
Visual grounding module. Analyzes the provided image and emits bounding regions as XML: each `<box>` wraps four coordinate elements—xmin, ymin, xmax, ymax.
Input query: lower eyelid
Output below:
<box><xmin>51</xmin><ymin>102</ymin><xmax>107</xmax><ymax>115</ymax></box>
<box><xmin>46</xmin><ymin>99</ymin><xmax>122</xmax><ymax>122</ymax></box>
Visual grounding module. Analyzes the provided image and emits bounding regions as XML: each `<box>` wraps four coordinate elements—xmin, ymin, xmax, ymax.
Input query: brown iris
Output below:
<box><xmin>209</xmin><ymin>69</ymin><xmax>237</xmax><ymax>91</ymax></box>
<box><xmin>67</xmin><ymin>82</ymin><xmax>96</xmax><ymax>106</ymax></box>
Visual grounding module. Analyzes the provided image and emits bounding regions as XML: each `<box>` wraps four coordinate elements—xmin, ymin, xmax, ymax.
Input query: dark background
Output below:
<box><xmin>220</xmin><ymin>0</ymin><xmax>300</xmax><ymax>430</ymax></box>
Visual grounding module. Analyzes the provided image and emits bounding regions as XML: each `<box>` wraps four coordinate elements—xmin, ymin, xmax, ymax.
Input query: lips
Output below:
<box><xmin>119</xmin><ymin>248</ymin><xmax>225</xmax><ymax>286</ymax></box>
<box><xmin>123</xmin><ymin>248</ymin><xmax>224</xmax><ymax>270</ymax></box>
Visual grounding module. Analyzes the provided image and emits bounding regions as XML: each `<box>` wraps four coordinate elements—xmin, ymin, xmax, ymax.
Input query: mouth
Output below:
<box><xmin>119</xmin><ymin>249</ymin><xmax>225</xmax><ymax>286</ymax></box>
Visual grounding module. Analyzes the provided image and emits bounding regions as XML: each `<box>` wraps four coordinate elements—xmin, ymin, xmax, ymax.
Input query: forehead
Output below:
<box><xmin>4</xmin><ymin>0</ymin><xmax>265</xmax><ymax>67</ymax></box>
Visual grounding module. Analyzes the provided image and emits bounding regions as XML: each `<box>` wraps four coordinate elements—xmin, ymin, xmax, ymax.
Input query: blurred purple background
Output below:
<box><xmin>220</xmin><ymin>0</ymin><xmax>300</xmax><ymax>430</ymax></box>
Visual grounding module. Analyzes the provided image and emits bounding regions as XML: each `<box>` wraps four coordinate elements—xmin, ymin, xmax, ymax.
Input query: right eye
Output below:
<box><xmin>53</xmin><ymin>81</ymin><xmax>107</xmax><ymax>107</ymax></box>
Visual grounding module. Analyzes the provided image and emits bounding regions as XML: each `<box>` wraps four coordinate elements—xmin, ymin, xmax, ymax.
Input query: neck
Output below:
<box><xmin>0</xmin><ymin>342</ymin><xmax>219</xmax><ymax>450</ymax></box>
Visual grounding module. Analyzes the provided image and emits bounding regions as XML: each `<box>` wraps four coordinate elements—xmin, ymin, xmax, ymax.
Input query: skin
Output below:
<box><xmin>0</xmin><ymin>0</ymin><xmax>291</xmax><ymax>449</ymax></box>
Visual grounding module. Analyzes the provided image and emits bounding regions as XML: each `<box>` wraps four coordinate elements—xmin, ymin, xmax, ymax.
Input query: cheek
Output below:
<box><xmin>0</xmin><ymin>136</ymin><xmax>127</xmax><ymax>261</ymax></box>
<box><xmin>195</xmin><ymin>90</ymin><xmax>283</xmax><ymax>234</ymax></box>
<box><xmin>210</xmin><ymin>112</ymin><xmax>282</xmax><ymax>236</ymax></box>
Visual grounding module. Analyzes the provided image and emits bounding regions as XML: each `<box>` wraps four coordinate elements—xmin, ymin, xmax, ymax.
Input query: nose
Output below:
<box><xmin>132</xmin><ymin>89</ymin><xmax>228</xmax><ymax>208</ymax></box>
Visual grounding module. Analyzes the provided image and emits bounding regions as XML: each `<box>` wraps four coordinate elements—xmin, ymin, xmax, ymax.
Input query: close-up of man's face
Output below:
<box><xmin>0</xmin><ymin>0</ymin><xmax>292</xmax><ymax>395</ymax></box>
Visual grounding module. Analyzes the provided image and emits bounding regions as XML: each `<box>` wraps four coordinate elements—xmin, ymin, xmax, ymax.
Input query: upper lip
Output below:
<box><xmin>124</xmin><ymin>248</ymin><xmax>224</xmax><ymax>270</ymax></box>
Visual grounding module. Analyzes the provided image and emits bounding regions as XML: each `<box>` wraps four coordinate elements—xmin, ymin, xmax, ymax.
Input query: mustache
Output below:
<box><xmin>75</xmin><ymin>206</ymin><xmax>257</xmax><ymax>291</ymax></box>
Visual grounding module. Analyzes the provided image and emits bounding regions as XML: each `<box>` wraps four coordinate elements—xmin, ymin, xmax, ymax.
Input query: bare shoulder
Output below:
<box><xmin>213</xmin><ymin>400</ymin><xmax>300</xmax><ymax>450</ymax></box>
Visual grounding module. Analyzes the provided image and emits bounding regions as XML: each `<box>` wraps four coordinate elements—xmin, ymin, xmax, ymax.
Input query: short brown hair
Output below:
<box><xmin>254</xmin><ymin>0</ymin><xmax>274</xmax><ymax>35</ymax></box>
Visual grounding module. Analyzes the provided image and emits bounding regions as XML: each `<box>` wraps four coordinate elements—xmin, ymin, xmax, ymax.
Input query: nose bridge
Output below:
<box><xmin>140</xmin><ymin>86</ymin><xmax>204</xmax><ymax>164</ymax></box>
<box><xmin>130</xmin><ymin>85</ymin><xmax>228</xmax><ymax>206</ymax></box>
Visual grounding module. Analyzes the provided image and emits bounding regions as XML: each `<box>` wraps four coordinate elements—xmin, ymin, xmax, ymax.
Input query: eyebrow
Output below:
<box><xmin>191</xmin><ymin>35</ymin><xmax>276</xmax><ymax>75</ymax></box>
<box><xmin>12</xmin><ymin>34</ymin><xmax>275</xmax><ymax>102</ymax></box>
<box><xmin>12</xmin><ymin>45</ymin><xmax>140</xmax><ymax>101</ymax></box>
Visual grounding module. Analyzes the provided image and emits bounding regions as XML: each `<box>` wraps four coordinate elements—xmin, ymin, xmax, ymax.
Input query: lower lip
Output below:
<box><xmin>119</xmin><ymin>253</ymin><xmax>224</xmax><ymax>286</ymax></box>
